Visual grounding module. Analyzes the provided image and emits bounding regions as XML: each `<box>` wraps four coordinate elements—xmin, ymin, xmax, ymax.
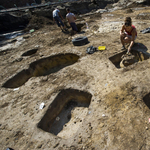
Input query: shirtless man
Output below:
<box><xmin>66</xmin><ymin>8</ymin><xmax>78</xmax><ymax>34</ymax></box>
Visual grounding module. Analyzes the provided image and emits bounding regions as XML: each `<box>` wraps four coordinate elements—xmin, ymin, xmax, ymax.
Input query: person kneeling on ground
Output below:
<box><xmin>120</xmin><ymin>17</ymin><xmax>137</xmax><ymax>54</ymax></box>
<box><xmin>52</xmin><ymin>7</ymin><xmax>67</xmax><ymax>32</ymax></box>
<box><xmin>66</xmin><ymin>8</ymin><xmax>78</xmax><ymax>34</ymax></box>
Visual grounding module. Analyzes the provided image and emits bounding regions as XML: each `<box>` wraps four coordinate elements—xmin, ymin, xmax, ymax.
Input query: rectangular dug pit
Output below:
<box><xmin>143</xmin><ymin>93</ymin><xmax>150</xmax><ymax>109</ymax></box>
<box><xmin>37</xmin><ymin>89</ymin><xmax>92</xmax><ymax>139</ymax></box>
<box><xmin>109</xmin><ymin>50</ymin><xmax>149</xmax><ymax>68</ymax></box>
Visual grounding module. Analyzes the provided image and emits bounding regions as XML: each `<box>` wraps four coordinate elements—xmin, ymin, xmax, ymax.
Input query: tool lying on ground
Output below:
<box><xmin>86</xmin><ymin>45</ymin><xmax>106</xmax><ymax>54</ymax></box>
<box><xmin>86</xmin><ymin>46</ymin><xmax>97</xmax><ymax>54</ymax></box>
<box><xmin>98</xmin><ymin>46</ymin><xmax>106</xmax><ymax>50</ymax></box>
<box><xmin>140</xmin><ymin>27</ymin><xmax>150</xmax><ymax>34</ymax></box>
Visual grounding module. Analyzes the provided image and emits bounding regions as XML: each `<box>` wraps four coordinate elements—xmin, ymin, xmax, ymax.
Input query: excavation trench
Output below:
<box><xmin>2</xmin><ymin>53</ymin><xmax>79</xmax><ymax>88</ymax></box>
<box><xmin>21</xmin><ymin>48</ymin><xmax>38</xmax><ymax>56</ymax></box>
<box><xmin>37</xmin><ymin>89</ymin><xmax>92</xmax><ymax>139</ymax></box>
<box><xmin>143</xmin><ymin>93</ymin><xmax>150</xmax><ymax>109</ymax></box>
<box><xmin>109</xmin><ymin>50</ymin><xmax>149</xmax><ymax>68</ymax></box>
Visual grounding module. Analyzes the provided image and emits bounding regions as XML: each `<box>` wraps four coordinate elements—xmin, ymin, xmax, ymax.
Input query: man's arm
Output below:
<box><xmin>73</xmin><ymin>15</ymin><xmax>76</xmax><ymax>20</ymax></box>
<box><xmin>120</xmin><ymin>25</ymin><xmax>124</xmax><ymax>35</ymax></box>
<box><xmin>72</xmin><ymin>13</ymin><xmax>76</xmax><ymax>21</ymax></box>
<box><xmin>58</xmin><ymin>12</ymin><xmax>64</xmax><ymax>20</ymax></box>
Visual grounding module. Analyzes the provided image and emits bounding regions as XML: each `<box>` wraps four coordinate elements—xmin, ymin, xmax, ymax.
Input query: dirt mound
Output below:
<box><xmin>25</xmin><ymin>15</ymin><xmax>53</xmax><ymax>31</ymax></box>
<box><xmin>136</xmin><ymin>12</ymin><xmax>150</xmax><ymax>20</ymax></box>
<box><xmin>125</xmin><ymin>8</ymin><xmax>133</xmax><ymax>13</ymax></box>
<box><xmin>48</xmin><ymin>37</ymin><xmax>70</xmax><ymax>46</ymax></box>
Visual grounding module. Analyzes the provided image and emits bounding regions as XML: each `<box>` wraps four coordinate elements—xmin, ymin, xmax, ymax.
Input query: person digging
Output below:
<box><xmin>66</xmin><ymin>8</ymin><xmax>78</xmax><ymax>35</ymax></box>
<box><xmin>120</xmin><ymin>17</ymin><xmax>137</xmax><ymax>54</ymax></box>
<box><xmin>52</xmin><ymin>6</ymin><xmax>67</xmax><ymax>32</ymax></box>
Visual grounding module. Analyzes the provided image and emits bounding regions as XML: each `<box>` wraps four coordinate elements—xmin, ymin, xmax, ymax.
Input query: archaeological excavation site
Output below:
<box><xmin>0</xmin><ymin>0</ymin><xmax>150</xmax><ymax>149</ymax></box>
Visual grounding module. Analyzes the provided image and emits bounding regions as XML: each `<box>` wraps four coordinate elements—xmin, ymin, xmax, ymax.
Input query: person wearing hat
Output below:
<box><xmin>52</xmin><ymin>7</ymin><xmax>67</xmax><ymax>31</ymax></box>
<box><xmin>120</xmin><ymin>17</ymin><xmax>137</xmax><ymax>54</ymax></box>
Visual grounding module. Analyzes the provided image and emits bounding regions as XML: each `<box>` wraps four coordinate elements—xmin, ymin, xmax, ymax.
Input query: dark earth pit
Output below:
<box><xmin>143</xmin><ymin>93</ymin><xmax>150</xmax><ymax>109</ymax></box>
<box><xmin>37</xmin><ymin>89</ymin><xmax>92</xmax><ymax>139</ymax></box>
<box><xmin>22</xmin><ymin>48</ymin><xmax>38</xmax><ymax>56</ymax></box>
<box><xmin>2</xmin><ymin>53</ymin><xmax>79</xmax><ymax>88</ymax></box>
<box><xmin>109</xmin><ymin>50</ymin><xmax>149</xmax><ymax>68</ymax></box>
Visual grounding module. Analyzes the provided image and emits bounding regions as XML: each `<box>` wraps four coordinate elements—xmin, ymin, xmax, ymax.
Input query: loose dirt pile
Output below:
<box><xmin>25</xmin><ymin>15</ymin><xmax>54</xmax><ymax>31</ymax></box>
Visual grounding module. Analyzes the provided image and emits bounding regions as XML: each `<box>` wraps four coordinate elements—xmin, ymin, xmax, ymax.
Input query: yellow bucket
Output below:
<box><xmin>98</xmin><ymin>46</ymin><xmax>106</xmax><ymax>50</ymax></box>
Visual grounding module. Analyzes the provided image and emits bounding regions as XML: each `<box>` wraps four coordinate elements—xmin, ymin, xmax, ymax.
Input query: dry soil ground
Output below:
<box><xmin>0</xmin><ymin>6</ymin><xmax>150</xmax><ymax>150</ymax></box>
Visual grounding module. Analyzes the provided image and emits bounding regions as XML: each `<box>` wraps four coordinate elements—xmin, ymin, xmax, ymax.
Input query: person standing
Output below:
<box><xmin>66</xmin><ymin>8</ymin><xmax>78</xmax><ymax>34</ymax></box>
<box><xmin>52</xmin><ymin>7</ymin><xmax>66</xmax><ymax>31</ymax></box>
<box><xmin>120</xmin><ymin>17</ymin><xmax>137</xmax><ymax>54</ymax></box>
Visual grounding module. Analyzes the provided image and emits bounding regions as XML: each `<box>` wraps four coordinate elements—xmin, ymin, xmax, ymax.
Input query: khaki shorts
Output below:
<box><xmin>125</xmin><ymin>32</ymin><xmax>137</xmax><ymax>40</ymax></box>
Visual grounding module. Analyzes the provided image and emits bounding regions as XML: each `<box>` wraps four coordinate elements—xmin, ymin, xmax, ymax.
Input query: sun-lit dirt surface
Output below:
<box><xmin>0</xmin><ymin>6</ymin><xmax>150</xmax><ymax>150</ymax></box>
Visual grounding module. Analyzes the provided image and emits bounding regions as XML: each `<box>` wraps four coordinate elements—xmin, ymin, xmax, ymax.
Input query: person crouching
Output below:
<box><xmin>66</xmin><ymin>8</ymin><xmax>78</xmax><ymax>35</ymax></box>
<box><xmin>120</xmin><ymin>17</ymin><xmax>137</xmax><ymax>54</ymax></box>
